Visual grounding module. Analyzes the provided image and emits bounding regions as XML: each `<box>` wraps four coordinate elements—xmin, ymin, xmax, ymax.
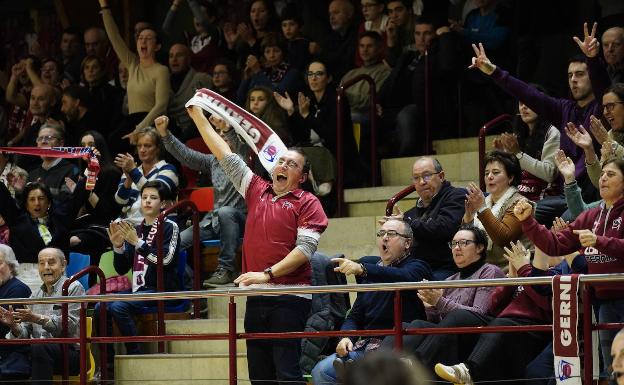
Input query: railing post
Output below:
<box><xmin>583</xmin><ymin>282</ymin><xmax>594</xmax><ymax>385</ymax></box>
<box><xmin>79</xmin><ymin>303</ymin><xmax>87</xmax><ymax>385</ymax></box>
<box><xmin>156</xmin><ymin>215</ymin><xmax>166</xmax><ymax>353</ymax></box>
<box><xmin>192</xmin><ymin>207</ymin><xmax>201</xmax><ymax>317</ymax></box>
<box><xmin>393</xmin><ymin>290</ymin><xmax>403</xmax><ymax>350</ymax></box>
<box><xmin>368</xmin><ymin>79</ymin><xmax>378</xmax><ymax>187</ymax></box>
<box><xmin>336</xmin><ymin>88</ymin><xmax>345</xmax><ymax>217</ymax></box>
<box><xmin>229</xmin><ymin>296</ymin><xmax>237</xmax><ymax>385</ymax></box>
<box><xmin>424</xmin><ymin>49</ymin><xmax>432</xmax><ymax>155</ymax></box>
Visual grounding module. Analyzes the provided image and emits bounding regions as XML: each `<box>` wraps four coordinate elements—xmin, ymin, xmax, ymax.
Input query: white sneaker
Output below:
<box><xmin>434</xmin><ymin>362</ymin><xmax>474</xmax><ymax>385</ymax></box>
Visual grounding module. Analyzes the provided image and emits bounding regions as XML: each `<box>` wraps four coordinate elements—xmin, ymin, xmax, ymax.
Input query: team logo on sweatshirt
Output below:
<box><xmin>612</xmin><ymin>217</ymin><xmax>621</xmax><ymax>231</ymax></box>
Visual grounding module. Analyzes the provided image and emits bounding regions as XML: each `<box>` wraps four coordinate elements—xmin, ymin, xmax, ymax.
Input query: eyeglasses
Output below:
<box><xmin>603</xmin><ymin>102</ymin><xmax>624</xmax><ymax>112</ymax></box>
<box><xmin>412</xmin><ymin>172</ymin><xmax>440</xmax><ymax>183</ymax></box>
<box><xmin>448</xmin><ymin>239</ymin><xmax>476</xmax><ymax>249</ymax></box>
<box><xmin>307</xmin><ymin>71</ymin><xmax>326</xmax><ymax>78</ymax></box>
<box><xmin>36</xmin><ymin>135</ymin><xmax>59</xmax><ymax>144</ymax></box>
<box><xmin>376</xmin><ymin>230</ymin><xmax>409</xmax><ymax>238</ymax></box>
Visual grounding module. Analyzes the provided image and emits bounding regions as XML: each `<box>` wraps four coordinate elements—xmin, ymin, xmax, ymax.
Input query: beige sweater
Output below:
<box><xmin>101</xmin><ymin>9</ymin><xmax>170</xmax><ymax>130</ymax></box>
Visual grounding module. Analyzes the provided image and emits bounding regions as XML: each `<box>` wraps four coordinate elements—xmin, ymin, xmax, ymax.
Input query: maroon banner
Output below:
<box><xmin>553</xmin><ymin>274</ymin><xmax>582</xmax><ymax>385</ymax></box>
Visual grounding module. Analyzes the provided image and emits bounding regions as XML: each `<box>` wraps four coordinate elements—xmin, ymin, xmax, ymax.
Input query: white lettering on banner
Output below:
<box><xmin>202</xmin><ymin>94</ymin><xmax>262</xmax><ymax>143</ymax></box>
<box><xmin>559</xmin><ymin>276</ymin><xmax>572</xmax><ymax>347</ymax></box>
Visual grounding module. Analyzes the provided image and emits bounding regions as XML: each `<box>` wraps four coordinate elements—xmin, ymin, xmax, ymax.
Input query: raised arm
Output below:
<box><xmin>187</xmin><ymin>106</ymin><xmax>232</xmax><ymax>160</ymax></box>
<box><xmin>98</xmin><ymin>0</ymin><xmax>136</xmax><ymax>68</ymax></box>
<box><xmin>5</xmin><ymin>62</ymin><xmax>28</xmax><ymax>109</ymax></box>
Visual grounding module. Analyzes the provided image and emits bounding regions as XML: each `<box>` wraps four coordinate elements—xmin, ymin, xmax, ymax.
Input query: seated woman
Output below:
<box><xmin>380</xmin><ymin>225</ymin><xmax>505</xmax><ymax>352</ymax></box>
<box><xmin>237</xmin><ymin>32</ymin><xmax>303</xmax><ymax>106</ymax></box>
<box><xmin>0</xmin><ymin>181</ymin><xmax>77</xmax><ymax>291</ymax></box>
<box><xmin>99</xmin><ymin>180</ymin><xmax>180</xmax><ymax>356</ymax></box>
<box><xmin>68</xmin><ymin>131</ymin><xmax>122</xmax><ymax>281</ymax></box>
<box><xmin>494</xmin><ymin>86</ymin><xmax>563</xmax><ymax>224</ymax></box>
<box><xmin>0</xmin><ymin>248</ymin><xmax>84</xmax><ymax>383</ymax></box>
<box><xmin>513</xmin><ymin>157</ymin><xmax>624</xmax><ymax>383</ymax></box>
<box><xmin>114</xmin><ymin>126</ymin><xmax>179</xmax><ymax>225</ymax></box>
<box><xmin>433</xmin><ymin>243</ymin><xmax>586</xmax><ymax>385</ymax></box>
<box><xmin>462</xmin><ymin>150</ymin><xmax>529</xmax><ymax>268</ymax></box>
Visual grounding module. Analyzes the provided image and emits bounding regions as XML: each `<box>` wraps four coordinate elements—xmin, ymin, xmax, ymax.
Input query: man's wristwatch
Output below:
<box><xmin>263</xmin><ymin>267</ymin><xmax>275</xmax><ymax>281</ymax></box>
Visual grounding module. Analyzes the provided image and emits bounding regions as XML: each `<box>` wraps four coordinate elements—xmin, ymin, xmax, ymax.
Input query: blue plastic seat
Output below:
<box><xmin>66</xmin><ymin>252</ymin><xmax>91</xmax><ymax>290</ymax></box>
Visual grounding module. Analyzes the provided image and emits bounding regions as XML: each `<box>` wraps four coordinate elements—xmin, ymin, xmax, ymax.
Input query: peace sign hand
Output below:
<box><xmin>573</xmin><ymin>22</ymin><xmax>599</xmax><ymax>58</ymax></box>
<box><xmin>468</xmin><ymin>43</ymin><xmax>496</xmax><ymax>75</ymax></box>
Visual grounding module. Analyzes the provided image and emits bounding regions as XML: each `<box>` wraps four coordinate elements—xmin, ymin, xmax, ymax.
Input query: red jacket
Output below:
<box><xmin>522</xmin><ymin>198</ymin><xmax>624</xmax><ymax>299</ymax></box>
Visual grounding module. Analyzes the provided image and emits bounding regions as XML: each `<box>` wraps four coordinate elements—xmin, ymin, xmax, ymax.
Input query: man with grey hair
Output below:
<box><xmin>312</xmin><ymin>218</ymin><xmax>431</xmax><ymax>385</ymax></box>
<box><xmin>0</xmin><ymin>247</ymin><xmax>84</xmax><ymax>383</ymax></box>
<box><xmin>384</xmin><ymin>156</ymin><xmax>466</xmax><ymax>280</ymax></box>
<box><xmin>324</xmin><ymin>0</ymin><xmax>358</xmax><ymax>79</ymax></box>
<box><xmin>26</xmin><ymin>122</ymin><xmax>79</xmax><ymax>201</ymax></box>
<box><xmin>602</xmin><ymin>27</ymin><xmax>624</xmax><ymax>84</ymax></box>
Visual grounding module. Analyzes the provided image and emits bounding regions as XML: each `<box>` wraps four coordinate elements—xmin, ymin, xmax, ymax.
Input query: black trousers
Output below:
<box><xmin>30</xmin><ymin>344</ymin><xmax>80</xmax><ymax>385</ymax></box>
<box><xmin>244</xmin><ymin>295</ymin><xmax>311</xmax><ymax>385</ymax></box>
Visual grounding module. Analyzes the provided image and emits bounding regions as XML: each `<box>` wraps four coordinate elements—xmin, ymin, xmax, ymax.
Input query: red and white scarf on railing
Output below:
<box><xmin>0</xmin><ymin>147</ymin><xmax>100</xmax><ymax>190</ymax></box>
<box><xmin>552</xmin><ymin>274</ymin><xmax>582</xmax><ymax>385</ymax></box>
<box><xmin>184</xmin><ymin>88</ymin><xmax>287</xmax><ymax>173</ymax></box>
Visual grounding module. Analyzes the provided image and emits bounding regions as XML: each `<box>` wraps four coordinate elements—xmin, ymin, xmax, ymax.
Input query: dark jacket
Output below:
<box><xmin>0</xmin><ymin>180</ymin><xmax>78</xmax><ymax>263</ymax></box>
<box><xmin>322</xmin><ymin>23</ymin><xmax>358</xmax><ymax>80</ymax></box>
<box><xmin>27</xmin><ymin>159</ymin><xmax>80</xmax><ymax>202</ymax></box>
<box><xmin>113</xmin><ymin>218</ymin><xmax>181</xmax><ymax>292</ymax></box>
<box><xmin>341</xmin><ymin>255</ymin><xmax>431</xmax><ymax>339</ymax></box>
<box><xmin>404</xmin><ymin>180</ymin><xmax>466</xmax><ymax>272</ymax></box>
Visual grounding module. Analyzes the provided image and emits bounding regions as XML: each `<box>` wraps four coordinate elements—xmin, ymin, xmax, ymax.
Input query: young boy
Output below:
<box><xmin>280</xmin><ymin>4</ymin><xmax>317</xmax><ymax>72</ymax></box>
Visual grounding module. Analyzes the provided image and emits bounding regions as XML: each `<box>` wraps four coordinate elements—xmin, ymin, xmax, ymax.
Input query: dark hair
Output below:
<box><xmin>246</xmin><ymin>0</ymin><xmax>280</xmax><ymax>34</ymax></box>
<box><xmin>567</xmin><ymin>54</ymin><xmax>587</xmax><ymax>67</ymax></box>
<box><xmin>20</xmin><ymin>182</ymin><xmax>53</xmax><ymax>210</ymax></box>
<box><xmin>261</xmin><ymin>32</ymin><xmax>288</xmax><ymax>55</ymax></box>
<box><xmin>42</xmin><ymin>57</ymin><xmax>63</xmax><ymax>75</ymax></box>
<box><xmin>359</xmin><ymin>30</ymin><xmax>383</xmax><ymax>46</ymax></box>
<box><xmin>483</xmin><ymin>149</ymin><xmax>521</xmax><ymax>187</ymax></box>
<box><xmin>456</xmin><ymin>224</ymin><xmax>489</xmax><ymax>261</ymax></box>
<box><xmin>38</xmin><ymin>121</ymin><xmax>65</xmax><ymax>141</ymax></box>
<box><xmin>344</xmin><ymin>351</ymin><xmax>430</xmax><ymax>385</ymax></box>
<box><xmin>413</xmin><ymin>15</ymin><xmax>436</xmax><ymax>28</ymax></box>
<box><xmin>605</xmin><ymin>83</ymin><xmax>624</xmax><ymax>102</ymax></box>
<box><xmin>80</xmin><ymin>55</ymin><xmax>105</xmax><ymax>85</ymax></box>
<box><xmin>141</xmin><ymin>180</ymin><xmax>178</xmax><ymax>201</ymax></box>
<box><xmin>280</xmin><ymin>3</ymin><xmax>303</xmax><ymax>25</ymax></box>
<box><xmin>513</xmin><ymin>83</ymin><xmax>551</xmax><ymax>159</ymax></box>
<box><xmin>80</xmin><ymin>130</ymin><xmax>115</xmax><ymax>172</ymax></box>
<box><xmin>287</xmin><ymin>146</ymin><xmax>311</xmax><ymax>174</ymax></box>
<box><xmin>245</xmin><ymin>86</ymin><xmax>291</xmax><ymax>144</ymax></box>
<box><xmin>602</xmin><ymin>158</ymin><xmax>624</xmax><ymax>176</ymax></box>
<box><xmin>62</xmin><ymin>84</ymin><xmax>91</xmax><ymax>108</ymax></box>
<box><xmin>136</xmin><ymin>24</ymin><xmax>162</xmax><ymax>45</ymax></box>
<box><xmin>63</xmin><ymin>26</ymin><xmax>83</xmax><ymax>41</ymax></box>
<box><xmin>213</xmin><ymin>57</ymin><xmax>238</xmax><ymax>86</ymax></box>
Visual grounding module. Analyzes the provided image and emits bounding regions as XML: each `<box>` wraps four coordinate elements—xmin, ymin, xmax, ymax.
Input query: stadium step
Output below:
<box><xmin>381</xmin><ymin>151</ymin><xmax>479</xmax><ymax>186</ymax></box>
<box><xmin>115</xmin><ymin>353</ymin><xmax>249</xmax><ymax>385</ymax></box>
<box><xmin>165</xmin><ymin>318</ymin><xmax>246</xmax><ymax>354</ymax></box>
<box><xmin>431</xmin><ymin>135</ymin><xmax>496</xmax><ymax>154</ymax></box>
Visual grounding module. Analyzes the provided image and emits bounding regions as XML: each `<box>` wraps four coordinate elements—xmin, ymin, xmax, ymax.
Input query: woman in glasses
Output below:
<box><xmin>462</xmin><ymin>150</ymin><xmax>530</xmax><ymax>268</ymax></box>
<box><xmin>380</xmin><ymin>224</ymin><xmax>504</xmax><ymax>353</ymax></box>
<box><xmin>566</xmin><ymin>83</ymin><xmax>624</xmax><ymax>189</ymax></box>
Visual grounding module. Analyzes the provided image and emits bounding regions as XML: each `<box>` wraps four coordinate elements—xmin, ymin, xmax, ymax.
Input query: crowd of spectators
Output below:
<box><xmin>0</xmin><ymin>0</ymin><xmax>622</xmax><ymax>384</ymax></box>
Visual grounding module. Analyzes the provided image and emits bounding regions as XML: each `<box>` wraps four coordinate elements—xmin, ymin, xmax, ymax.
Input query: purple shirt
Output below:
<box><xmin>426</xmin><ymin>263</ymin><xmax>505</xmax><ymax>322</ymax></box>
<box><xmin>489</xmin><ymin>56</ymin><xmax>610</xmax><ymax>177</ymax></box>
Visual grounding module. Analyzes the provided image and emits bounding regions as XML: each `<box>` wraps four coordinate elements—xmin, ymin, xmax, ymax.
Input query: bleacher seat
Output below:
<box><xmin>66</xmin><ymin>252</ymin><xmax>91</xmax><ymax>290</ymax></box>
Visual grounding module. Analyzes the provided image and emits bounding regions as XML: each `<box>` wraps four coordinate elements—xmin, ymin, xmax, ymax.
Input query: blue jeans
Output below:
<box><xmin>311</xmin><ymin>350</ymin><xmax>366</xmax><ymax>385</ymax></box>
<box><xmin>179</xmin><ymin>206</ymin><xmax>246</xmax><ymax>273</ymax></box>
<box><xmin>597</xmin><ymin>298</ymin><xmax>624</xmax><ymax>381</ymax></box>
<box><xmin>525</xmin><ymin>342</ymin><xmax>556</xmax><ymax>385</ymax></box>
<box><xmin>94</xmin><ymin>289</ymin><xmax>158</xmax><ymax>355</ymax></box>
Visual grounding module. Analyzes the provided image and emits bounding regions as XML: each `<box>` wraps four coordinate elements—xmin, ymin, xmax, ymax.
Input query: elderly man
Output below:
<box><xmin>167</xmin><ymin>43</ymin><xmax>213</xmax><ymax>140</ymax></box>
<box><xmin>0</xmin><ymin>248</ymin><xmax>84</xmax><ymax>384</ymax></box>
<box><xmin>84</xmin><ymin>26</ymin><xmax>118</xmax><ymax>80</ymax></box>
<box><xmin>311</xmin><ymin>218</ymin><xmax>431</xmax><ymax>385</ymax></box>
<box><xmin>602</xmin><ymin>27</ymin><xmax>624</xmax><ymax>84</ymax></box>
<box><xmin>188</xmin><ymin>106</ymin><xmax>328</xmax><ymax>385</ymax></box>
<box><xmin>324</xmin><ymin>0</ymin><xmax>358</xmax><ymax>80</ymax></box>
<box><xmin>386</xmin><ymin>156</ymin><xmax>465</xmax><ymax>280</ymax></box>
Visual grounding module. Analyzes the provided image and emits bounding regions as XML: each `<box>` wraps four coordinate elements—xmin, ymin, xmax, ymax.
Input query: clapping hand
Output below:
<box><xmin>464</xmin><ymin>182</ymin><xmax>485</xmax><ymax>221</ymax></box>
<box><xmin>468</xmin><ymin>43</ymin><xmax>496</xmax><ymax>75</ymax></box>
<box><xmin>554</xmin><ymin>150</ymin><xmax>576</xmax><ymax>184</ymax></box>
<box><xmin>564</xmin><ymin>122</ymin><xmax>593</xmax><ymax>150</ymax></box>
<box><xmin>273</xmin><ymin>91</ymin><xmax>294</xmax><ymax>115</ymax></box>
<box><xmin>600</xmin><ymin>140</ymin><xmax>616</xmax><ymax>164</ymax></box>
<box><xmin>114</xmin><ymin>153</ymin><xmax>136</xmax><ymax>174</ymax></box>
<box><xmin>503</xmin><ymin>240</ymin><xmax>530</xmax><ymax>272</ymax></box>
<box><xmin>107</xmin><ymin>221</ymin><xmax>125</xmax><ymax>248</ymax></box>
<box><xmin>589</xmin><ymin>115</ymin><xmax>609</xmax><ymax>145</ymax></box>
<box><xmin>573</xmin><ymin>229</ymin><xmax>597</xmax><ymax>247</ymax></box>
<box><xmin>573</xmin><ymin>22</ymin><xmax>600</xmax><ymax>58</ymax></box>
<box><xmin>498</xmin><ymin>133</ymin><xmax>521</xmax><ymax>154</ymax></box>
<box><xmin>417</xmin><ymin>285</ymin><xmax>443</xmax><ymax>307</ymax></box>
<box><xmin>551</xmin><ymin>217</ymin><xmax>569</xmax><ymax>234</ymax></box>
<box><xmin>298</xmin><ymin>92</ymin><xmax>311</xmax><ymax>118</ymax></box>
<box><xmin>118</xmin><ymin>221</ymin><xmax>139</xmax><ymax>246</ymax></box>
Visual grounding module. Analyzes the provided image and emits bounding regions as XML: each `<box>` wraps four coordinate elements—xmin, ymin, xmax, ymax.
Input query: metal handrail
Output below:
<box><xmin>478</xmin><ymin>114</ymin><xmax>513</xmax><ymax>191</ymax></box>
<box><xmin>61</xmin><ymin>265</ymin><xmax>106</xmax><ymax>385</ymax></box>
<box><xmin>336</xmin><ymin>74</ymin><xmax>379</xmax><ymax>216</ymax></box>
<box><xmin>2</xmin><ymin>273</ymin><xmax>623</xmax><ymax>385</ymax></box>
<box><xmin>385</xmin><ymin>185</ymin><xmax>416</xmax><ymax>216</ymax></box>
